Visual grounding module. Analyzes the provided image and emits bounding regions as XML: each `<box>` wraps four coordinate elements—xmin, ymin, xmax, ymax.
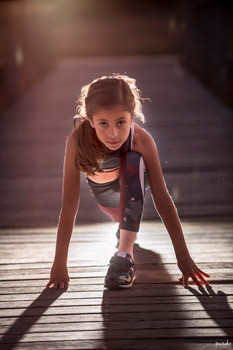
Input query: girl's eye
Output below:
<box><xmin>99</xmin><ymin>122</ymin><xmax>108</xmax><ymax>127</ymax></box>
<box><xmin>118</xmin><ymin>121</ymin><xmax>125</xmax><ymax>126</ymax></box>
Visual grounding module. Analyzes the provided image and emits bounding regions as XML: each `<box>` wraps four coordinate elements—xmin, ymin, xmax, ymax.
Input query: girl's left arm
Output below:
<box><xmin>136</xmin><ymin>127</ymin><xmax>210</xmax><ymax>288</ymax></box>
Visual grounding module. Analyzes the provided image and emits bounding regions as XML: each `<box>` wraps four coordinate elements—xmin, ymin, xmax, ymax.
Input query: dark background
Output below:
<box><xmin>0</xmin><ymin>0</ymin><xmax>232</xmax><ymax>113</ymax></box>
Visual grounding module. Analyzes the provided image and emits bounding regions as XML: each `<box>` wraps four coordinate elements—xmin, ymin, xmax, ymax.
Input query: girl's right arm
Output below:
<box><xmin>46</xmin><ymin>128</ymin><xmax>80</xmax><ymax>289</ymax></box>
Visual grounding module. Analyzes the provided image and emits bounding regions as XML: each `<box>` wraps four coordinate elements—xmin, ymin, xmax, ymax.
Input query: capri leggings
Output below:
<box><xmin>86</xmin><ymin>151</ymin><xmax>149</xmax><ymax>232</ymax></box>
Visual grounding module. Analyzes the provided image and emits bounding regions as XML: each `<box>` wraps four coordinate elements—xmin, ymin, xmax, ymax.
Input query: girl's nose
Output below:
<box><xmin>108</xmin><ymin>126</ymin><xmax>118</xmax><ymax>138</ymax></box>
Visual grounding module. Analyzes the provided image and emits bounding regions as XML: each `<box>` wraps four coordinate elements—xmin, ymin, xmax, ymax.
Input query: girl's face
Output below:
<box><xmin>90</xmin><ymin>105</ymin><xmax>134</xmax><ymax>150</ymax></box>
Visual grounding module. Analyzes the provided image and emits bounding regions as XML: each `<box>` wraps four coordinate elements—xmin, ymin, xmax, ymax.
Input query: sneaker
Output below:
<box><xmin>104</xmin><ymin>252</ymin><xmax>136</xmax><ymax>290</ymax></box>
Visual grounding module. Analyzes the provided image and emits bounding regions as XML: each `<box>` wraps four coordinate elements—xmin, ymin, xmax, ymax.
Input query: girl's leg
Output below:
<box><xmin>119</xmin><ymin>151</ymin><xmax>146</xmax><ymax>231</ymax></box>
<box><xmin>117</xmin><ymin>151</ymin><xmax>147</xmax><ymax>258</ymax></box>
<box><xmin>87</xmin><ymin>152</ymin><xmax>147</xmax><ymax>289</ymax></box>
<box><xmin>118</xmin><ymin>229</ymin><xmax>137</xmax><ymax>258</ymax></box>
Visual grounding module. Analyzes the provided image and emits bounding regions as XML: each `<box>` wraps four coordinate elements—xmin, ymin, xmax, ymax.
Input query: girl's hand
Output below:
<box><xmin>46</xmin><ymin>261</ymin><xmax>70</xmax><ymax>289</ymax></box>
<box><xmin>177</xmin><ymin>254</ymin><xmax>210</xmax><ymax>288</ymax></box>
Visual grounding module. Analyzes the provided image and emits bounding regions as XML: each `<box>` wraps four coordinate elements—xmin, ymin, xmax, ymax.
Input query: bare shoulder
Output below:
<box><xmin>133</xmin><ymin>124</ymin><xmax>169</xmax><ymax>197</ymax></box>
<box><xmin>68</xmin><ymin>126</ymin><xmax>78</xmax><ymax>139</ymax></box>
<box><xmin>66</xmin><ymin>127</ymin><xmax>78</xmax><ymax>147</ymax></box>
<box><xmin>66</xmin><ymin>119</ymin><xmax>84</xmax><ymax>144</ymax></box>
<box><xmin>133</xmin><ymin>123</ymin><xmax>157</xmax><ymax>152</ymax></box>
<box><xmin>133</xmin><ymin>123</ymin><xmax>161</xmax><ymax>174</ymax></box>
<box><xmin>64</xmin><ymin>127</ymin><xmax>79</xmax><ymax>165</ymax></box>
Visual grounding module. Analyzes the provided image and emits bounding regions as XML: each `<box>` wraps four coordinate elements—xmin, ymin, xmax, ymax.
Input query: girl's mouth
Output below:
<box><xmin>106</xmin><ymin>141</ymin><xmax>120</xmax><ymax>145</ymax></box>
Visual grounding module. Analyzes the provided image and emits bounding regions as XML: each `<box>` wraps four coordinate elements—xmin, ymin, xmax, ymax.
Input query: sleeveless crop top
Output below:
<box><xmin>99</xmin><ymin>122</ymin><xmax>134</xmax><ymax>171</ymax></box>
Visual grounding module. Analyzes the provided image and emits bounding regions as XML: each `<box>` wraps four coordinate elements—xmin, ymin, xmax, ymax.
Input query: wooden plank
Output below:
<box><xmin>0</xmin><ymin>339</ymin><xmax>229</xmax><ymax>350</ymax></box>
<box><xmin>0</xmin><ymin>226</ymin><xmax>232</xmax><ymax>240</ymax></box>
<box><xmin>1</xmin><ymin>310</ymin><xmax>232</xmax><ymax>327</ymax></box>
<box><xmin>0</xmin><ymin>223</ymin><xmax>232</xmax><ymax>236</ymax></box>
<box><xmin>1</xmin><ymin>301</ymin><xmax>233</xmax><ymax>318</ymax></box>
<box><xmin>0</xmin><ymin>282</ymin><xmax>232</xmax><ymax>295</ymax></box>
<box><xmin>0</xmin><ymin>285</ymin><xmax>104</xmax><ymax>294</ymax></box>
<box><xmin>0</xmin><ymin>262</ymin><xmax>231</xmax><ymax>275</ymax></box>
<box><xmin>0</xmin><ymin>248</ymin><xmax>233</xmax><ymax>261</ymax></box>
<box><xmin>0</xmin><ymin>283</ymin><xmax>232</xmax><ymax>300</ymax></box>
<box><xmin>0</xmin><ymin>219</ymin><xmax>230</xmax><ymax>232</ymax></box>
<box><xmin>0</xmin><ymin>261</ymin><xmax>232</xmax><ymax>272</ymax></box>
<box><xmin>0</xmin><ymin>327</ymin><xmax>233</xmax><ymax>342</ymax></box>
<box><xmin>0</xmin><ymin>274</ymin><xmax>231</xmax><ymax>287</ymax></box>
<box><xmin>1</xmin><ymin>318</ymin><xmax>233</xmax><ymax>334</ymax></box>
<box><xmin>1</xmin><ymin>294</ymin><xmax>233</xmax><ymax>309</ymax></box>
<box><xmin>1</xmin><ymin>256</ymin><xmax>232</xmax><ymax>264</ymax></box>
<box><xmin>0</xmin><ymin>273</ymin><xmax>231</xmax><ymax>285</ymax></box>
<box><xmin>1</xmin><ymin>242</ymin><xmax>233</xmax><ymax>251</ymax></box>
<box><xmin>1</xmin><ymin>227</ymin><xmax>230</xmax><ymax>239</ymax></box>
<box><xmin>0</xmin><ymin>265</ymin><xmax>231</xmax><ymax>279</ymax></box>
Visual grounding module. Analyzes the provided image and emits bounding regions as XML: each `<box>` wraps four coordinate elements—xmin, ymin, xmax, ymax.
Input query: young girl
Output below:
<box><xmin>46</xmin><ymin>73</ymin><xmax>210</xmax><ymax>290</ymax></box>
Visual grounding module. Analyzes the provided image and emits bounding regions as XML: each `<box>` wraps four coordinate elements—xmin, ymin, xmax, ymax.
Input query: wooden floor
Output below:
<box><xmin>0</xmin><ymin>219</ymin><xmax>233</xmax><ymax>349</ymax></box>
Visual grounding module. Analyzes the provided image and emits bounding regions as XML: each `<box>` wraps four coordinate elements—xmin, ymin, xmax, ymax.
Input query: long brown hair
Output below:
<box><xmin>72</xmin><ymin>73</ymin><xmax>147</xmax><ymax>176</ymax></box>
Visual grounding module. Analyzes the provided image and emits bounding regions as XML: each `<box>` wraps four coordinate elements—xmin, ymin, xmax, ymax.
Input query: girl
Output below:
<box><xmin>46</xmin><ymin>73</ymin><xmax>210</xmax><ymax>290</ymax></box>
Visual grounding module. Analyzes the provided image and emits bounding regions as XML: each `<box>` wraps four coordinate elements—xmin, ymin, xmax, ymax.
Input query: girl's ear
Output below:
<box><xmin>89</xmin><ymin>119</ymin><xmax>95</xmax><ymax>128</ymax></box>
<box><xmin>131</xmin><ymin>114</ymin><xmax>135</xmax><ymax>124</ymax></box>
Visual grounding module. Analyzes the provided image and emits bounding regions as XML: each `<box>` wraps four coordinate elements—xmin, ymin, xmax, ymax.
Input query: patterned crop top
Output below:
<box><xmin>99</xmin><ymin>122</ymin><xmax>134</xmax><ymax>171</ymax></box>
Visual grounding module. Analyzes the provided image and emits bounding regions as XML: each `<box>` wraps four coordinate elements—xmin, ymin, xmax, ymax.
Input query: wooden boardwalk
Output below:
<box><xmin>0</xmin><ymin>220</ymin><xmax>233</xmax><ymax>349</ymax></box>
<box><xmin>0</xmin><ymin>54</ymin><xmax>233</xmax><ymax>348</ymax></box>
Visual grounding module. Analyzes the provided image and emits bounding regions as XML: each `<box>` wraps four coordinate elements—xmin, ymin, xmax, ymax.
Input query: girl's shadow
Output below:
<box><xmin>101</xmin><ymin>244</ymin><xmax>233</xmax><ymax>349</ymax></box>
<box><xmin>101</xmin><ymin>243</ymin><xmax>188</xmax><ymax>349</ymax></box>
<box><xmin>187</xmin><ymin>285</ymin><xmax>233</xmax><ymax>340</ymax></box>
<box><xmin>0</xmin><ymin>288</ymin><xmax>65</xmax><ymax>350</ymax></box>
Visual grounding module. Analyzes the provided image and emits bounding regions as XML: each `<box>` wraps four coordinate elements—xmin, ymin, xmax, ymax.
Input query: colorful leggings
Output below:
<box><xmin>86</xmin><ymin>151</ymin><xmax>149</xmax><ymax>232</ymax></box>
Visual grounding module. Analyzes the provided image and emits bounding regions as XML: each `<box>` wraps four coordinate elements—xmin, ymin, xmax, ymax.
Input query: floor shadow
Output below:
<box><xmin>187</xmin><ymin>285</ymin><xmax>233</xmax><ymax>342</ymax></box>
<box><xmin>0</xmin><ymin>288</ymin><xmax>65</xmax><ymax>350</ymax></box>
<box><xmin>101</xmin><ymin>243</ymin><xmax>188</xmax><ymax>350</ymax></box>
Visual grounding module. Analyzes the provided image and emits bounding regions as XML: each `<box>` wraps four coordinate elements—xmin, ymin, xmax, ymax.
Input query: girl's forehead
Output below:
<box><xmin>93</xmin><ymin>106</ymin><xmax>131</xmax><ymax>119</ymax></box>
